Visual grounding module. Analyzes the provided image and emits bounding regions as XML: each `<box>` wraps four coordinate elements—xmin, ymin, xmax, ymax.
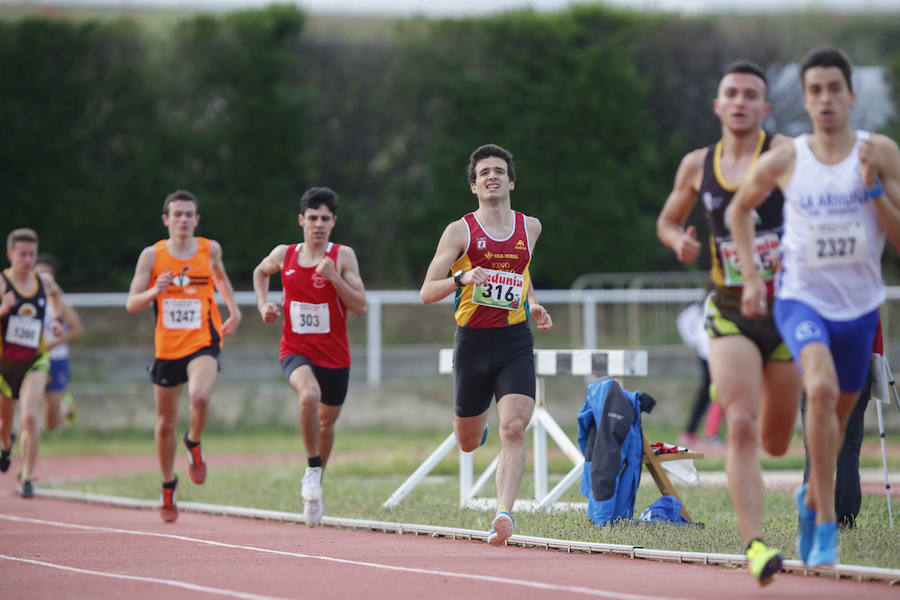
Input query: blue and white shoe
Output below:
<box><xmin>808</xmin><ymin>522</ymin><xmax>839</xmax><ymax>567</ymax></box>
<box><xmin>487</xmin><ymin>511</ymin><xmax>514</xmax><ymax>546</ymax></box>
<box><xmin>795</xmin><ymin>484</ymin><xmax>816</xmax><ymax>564</ymax></box>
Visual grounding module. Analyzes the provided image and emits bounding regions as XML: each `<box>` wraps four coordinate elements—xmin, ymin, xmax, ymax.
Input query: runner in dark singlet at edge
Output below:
<box><xmin>656</xmin><ymin>61</ymin><xmax>802</xmax><ymax>586</ymax></box>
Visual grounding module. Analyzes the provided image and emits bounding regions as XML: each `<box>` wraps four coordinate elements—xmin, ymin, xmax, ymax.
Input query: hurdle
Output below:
<box><xmin>382</xmin><ymin>348</ymin><xmax>648</xmax><ymax>511</ymax></box>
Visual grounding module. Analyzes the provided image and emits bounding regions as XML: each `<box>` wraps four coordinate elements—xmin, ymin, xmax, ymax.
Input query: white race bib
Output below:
<box><xmin>161</xmin><ymin>298</ymin><xmax>202</xmax><ymax>329</ymax></box>
<box><xmin>806</xmin><ymin>220</ymin><xmax>866</xmax><ymax>268</ymax></box>
<box><xmin>719</xmin><ymin>232</ymin><xmax>780</xmax><ymax>286</ymax></box>
<box><xmin>5</xmin><ymin>314</ymin><xmax>41</xmax><ymax>348</ymax></box>
<box><xmin>471</xmin><ymin>269</ymin><xmax>524</xmax><ymax>311</ymax></box>
<box><xmin>290</xmin><ymin>301</ymin><xmax>330</xmax><ymax>334</ymax></box>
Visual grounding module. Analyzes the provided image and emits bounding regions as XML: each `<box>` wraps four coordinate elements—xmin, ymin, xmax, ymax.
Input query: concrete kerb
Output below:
<box><xmin>34</xmin><ymin>487</ymin><xmax>900</xmax><ymax>585</ymax></box>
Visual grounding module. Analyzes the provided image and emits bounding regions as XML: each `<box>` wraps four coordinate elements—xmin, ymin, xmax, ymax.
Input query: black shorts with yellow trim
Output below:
<box><xmin>0</xmin><ymin>353</ymin><xmax>50</xmax><ymax>400</ymax></box>
<box><xmin>705</xmin><ymin>288</ymin><xmax>791</xmax><ymax>363</ymax></box>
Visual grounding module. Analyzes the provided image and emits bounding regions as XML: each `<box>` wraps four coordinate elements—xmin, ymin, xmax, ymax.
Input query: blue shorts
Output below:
<box><xmin>773</xmin><ymin>299</ymin><xmax>878</xmax><ymax>393</ymax></box>
<box><xmin>47</xmin><ymin>358</ymin><xmax>71</xmax><ymax>392</ymax></box>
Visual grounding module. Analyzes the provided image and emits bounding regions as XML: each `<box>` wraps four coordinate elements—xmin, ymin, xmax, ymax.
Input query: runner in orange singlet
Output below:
<box><xmin>127</xmin><ymin>190</ymin><xmax>242</xmax><ymax>522</ymax></box>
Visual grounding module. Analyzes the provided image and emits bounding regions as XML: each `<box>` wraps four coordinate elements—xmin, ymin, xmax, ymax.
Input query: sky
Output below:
<box><xmin>4</xmin><ymin>0</ymin><xmax>899</xmax><ymax>15</ymax></box>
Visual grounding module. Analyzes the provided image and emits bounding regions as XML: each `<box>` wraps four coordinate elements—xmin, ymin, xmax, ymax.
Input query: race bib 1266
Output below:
<box><xmin>5</xmin><ymin>314</ymin><xmax>41</xmax><ymax>348</ymax></box>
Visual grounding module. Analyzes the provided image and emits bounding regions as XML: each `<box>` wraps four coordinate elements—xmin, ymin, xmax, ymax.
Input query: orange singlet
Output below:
<box><xmin>151</xmin><ymin>237</ymin><xmax>223</xmax><ymax>360</ymax></box>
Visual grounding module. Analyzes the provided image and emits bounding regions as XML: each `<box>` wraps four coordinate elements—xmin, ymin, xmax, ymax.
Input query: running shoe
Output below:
<box><xmin>795</xmin><ymin>483</ymin><xmax>816</xmax><ymax>565</ymax></box>
<box><xmin>160</xmin><ymin>477</ymin><xmax>178</xmax><ymax>523</ymax></box>
<box><xmin>63</xmin><ymin>393</ymin><xmax>77</xmax><ymax>426</ymax></box>
<box><xmin>746</xmin><ymin>539</ymin><xmax>783</xmax><ymax>586</ymax></box>
<box><xmin>304</xmin><ymin>498</ymin><xmax>324</xmax><ymax>526</ymax></box>
<box><xmin>302</xmin><ymin>466</ymin><xmax>323</xmax><ymax>502</ymax></box>
<box><xmin>19</xmin><ymin>479</ymin><xmax>34</xmax><ymax>499</ymax></box>
<box><xmin>0</xmin><ymin>447</ymin><xmax>10</xmax><ymax>473</ymax></box>
<box><xmin>808</xmin><ymin>522</ymin><xmax>839</xmax><ymax>567</ymax></box>
<box><xmin>487</xmin><ymin>511</ymin><xmax>514</xmax><ymax>546</ymax></box>
<box><xmin>183</xmin><ymin>433</ymin><xmax>206</xmax><ymax>484</ymax></box>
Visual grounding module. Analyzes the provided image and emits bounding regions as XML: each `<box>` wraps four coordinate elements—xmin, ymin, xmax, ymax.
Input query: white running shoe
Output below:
<box><xmin>302</xmin><ymin>466</ymin><xmax>322</xmax><ymax>502</ymax></box>
<box><xmin>304</xmin><ymin>498</ymin><xmax>324</xmax><ymax>526</ymax></box>
<box><xmin>487</xmin><ymin>511</ymin><xmax>514</xmax><ymax>546</ymax></box>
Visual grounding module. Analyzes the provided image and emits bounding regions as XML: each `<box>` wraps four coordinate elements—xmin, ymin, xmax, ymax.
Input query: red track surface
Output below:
<box><xmin>1</xmin><ymin>454</ymin><xmax>898</xmax><ymax>600</ymax></box>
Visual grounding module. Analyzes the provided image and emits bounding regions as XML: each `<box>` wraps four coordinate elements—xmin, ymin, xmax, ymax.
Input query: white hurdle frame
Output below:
<box><xmin>382</xmin><ymin>348</ymin><xmax>648</xmax><ymax>511</ymax></box>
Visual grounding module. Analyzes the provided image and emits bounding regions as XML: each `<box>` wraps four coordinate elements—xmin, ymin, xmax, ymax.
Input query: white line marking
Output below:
<box><xmin>0</xmin><ymin>514</ymin><xmax>690</xmax><ymax>600</ymax></box>
<box><xmin>0</xmin><ymin>554</ymin><xmax>291</xmax><ymax>600</ymax></box>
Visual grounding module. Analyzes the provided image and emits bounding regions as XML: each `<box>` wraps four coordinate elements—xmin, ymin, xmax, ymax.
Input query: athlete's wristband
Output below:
<box><xmin>866</xmin><ymin>177</ymin><xmax>884</xmax><ymax>199</ymax></box>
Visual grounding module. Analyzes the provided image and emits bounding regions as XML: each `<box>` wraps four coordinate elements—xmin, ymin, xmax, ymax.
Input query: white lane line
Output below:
<box><xmin>0</xmin><ymin>514</ymin><xmax>691</xmax><ymax>600</ymax></box>
<box><xmin>0</xmin><ymin>554</ymin><xmax>291</xmax><ymax>600</ymax></box>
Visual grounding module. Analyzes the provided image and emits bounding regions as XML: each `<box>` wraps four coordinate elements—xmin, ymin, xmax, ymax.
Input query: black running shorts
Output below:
<box><xmin>453</xmin><ymin>321</ymin><xmax>536</xmax><ymax>418</ymax></box>
<box><xmin>280</xmin><ymin>354</ymin><xmax>350</xmax><ymax>407</ymax></box>
<box><xmin>149</xmin><ymin>345</ymin><xmax>220</xmax><ymax>387</ymax></box>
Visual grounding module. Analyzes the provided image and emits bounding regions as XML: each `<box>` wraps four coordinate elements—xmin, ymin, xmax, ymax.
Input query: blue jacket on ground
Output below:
<box><xmin>577</xmin><ymin>379</ymin><xmax>656</xmax><ymax>526</ymax></box>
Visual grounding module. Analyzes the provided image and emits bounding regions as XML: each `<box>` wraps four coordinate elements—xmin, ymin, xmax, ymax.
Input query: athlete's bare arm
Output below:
<box><xmin>730</xmin><ymin>142</ymin><xmax>797</xmax><ymax>318</ymax></box>
<box><xmin>861</xmin><ymin>134</ymin><xmax>900</xmax><ymax>250</ymax></box>
<box><xmin>209</xmin><ymin>240</ymin><xmax>242</xmax><ymax>337</ymax></box>
<box><xmin>320</xmin><ymin>245</ymin><xmax>366</xmax><ymax>316</ymax></box>
<box><xmin>36</xmin><ymin>272</ymin><xmax>84</xmax><ymax>347</ymax></box>
<box><xmin>421</xmin><ymin>219</ymin><xmax>484</xmax><ymax>304</ymax></box>
<box><xmin>0</xmin><ymin>277</ymin><xmax>13</xmax><ymax>319</ymax></box>
<box><xmin>656</xmin><ymin>148</ymin><xmax>706</xmax><ymax>263</ymax></box>
<box><xmin>252</xmin><ymin>244</ymin><xmax>288</xmax><ymax>323</ymax></box>
<box><xmin>126</xmin><ymin>246</ymin><xmax>171</xmax><ymax>314</ymax></box>
<box><xmin>524</xmin><ymin>215</ymin><xmax>552</xmax><ymax>332</ymax></box>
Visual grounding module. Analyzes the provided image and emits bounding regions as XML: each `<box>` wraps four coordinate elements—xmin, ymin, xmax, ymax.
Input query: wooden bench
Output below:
<box><xmin>641</xmin><ymin>435</ymin><xmax>704</xmax><ymax>522</ymax></box>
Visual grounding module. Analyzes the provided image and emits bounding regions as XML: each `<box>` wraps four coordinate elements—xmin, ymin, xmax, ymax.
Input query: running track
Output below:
<box><xmin>2</xmin><ymin>483</ymin><xmax>898</xmax><ymax>599</ymax></box>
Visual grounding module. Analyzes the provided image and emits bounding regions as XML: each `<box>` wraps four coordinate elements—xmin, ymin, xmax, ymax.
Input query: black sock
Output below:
<box><xmin>163</xmin><ymin>476</ymin><xmax>178</xmax><ymax>489</ymax></box>
<box><xmin>183</xmin><ymin>433</ymin><xmax>199</xmax><ymax>448</ymax></box>
<box><xmin>308</xmin><ymin>456</ymin><xmax>322</xmax><ymax>468</ymax></box>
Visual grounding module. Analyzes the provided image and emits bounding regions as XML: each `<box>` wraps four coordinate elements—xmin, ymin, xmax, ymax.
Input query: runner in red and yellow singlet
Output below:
<box><xmin>127</xmin><ymin>190</ymin><xmax>242</xmax><ymax>523</ymax></box>
<box><xmin>253</xmin><ymin>187</ymin><xmax>366</xmax><ymax>526</ymax></box>
<box><xmin>421</xmin><ymin>144</ymin><xmax>553</xmax><ymax>547</ymax></box>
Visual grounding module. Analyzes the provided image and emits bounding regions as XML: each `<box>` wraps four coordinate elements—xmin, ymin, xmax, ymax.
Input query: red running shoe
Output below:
<box><xmin>160</xmin><ymin>477</ymin><xmax>178</xmax><ymax>523</ymax></box>
<box><xmin>183</xmin><ymin>433</ymin><xmax>207</xmax><ymax>484</ymax></box>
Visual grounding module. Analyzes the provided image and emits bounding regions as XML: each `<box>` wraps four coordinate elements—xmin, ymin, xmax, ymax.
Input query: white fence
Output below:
<box><xmin>67</xmin><ymin>287</ymin><xmax>900</xmax><ymax>385</ymax></box>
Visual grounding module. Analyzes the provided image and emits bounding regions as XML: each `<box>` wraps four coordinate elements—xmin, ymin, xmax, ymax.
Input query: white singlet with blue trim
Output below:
<box><xmin>777</xmin><ymin>131</ymin><xmax>885</xmax><ymax>321</ymax></box>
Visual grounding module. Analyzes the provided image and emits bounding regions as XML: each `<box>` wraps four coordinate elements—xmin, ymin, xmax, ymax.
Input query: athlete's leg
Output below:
<box><xmin>455</xmin><ymin>411</ymin><xmax>489</xmax><ymax>452</ymax></box>
<box><xmin>17</xmin><ymin>370</ymin><xmax>48</xmax><ymax>482</ymax></box>
<box><xmin>494</xmin><ymin>393</ymin><xmax>533</xmax><ymax>512</ymax></box>
<box><xmin>0</xmin><ymin>392</ymin><xmax>14</xmax><ymax>451</ymax></box>
<box><xmin>289</xmin><ymin>364</ymin><xmax>323</xmax><ymax>459</ymax></box>
<box><xmin>759</xmin><ymin>360</ymin><xmax>802</xmax><ymax>457</ymax></box>
<box><xmin>154</xmin><ymin>383</ymin><xmax>183</xmax><ymax>482</ymax></box>
<box><xmin>798</xmin><ymin>342</ymin><xmax>843</xmax><ymax>524</ymax></box>
<box><xmin>708</xmin><ymin>335</ymin><xmax>764</xmax><ymax>547</ymax></box>
<box><xmin>44</xmin><ymin>390</ymin><xmax>63</xmax><ymax>431</ymax></box>
<box><xmin>318</xmin><ymin>403</ymin><xmax>343</xmax><ymax>467</ymax></box>
<box><xmin>185</xmin><ymin>354</ymin><xmax>218</xmax><ymax>442</ymax></box>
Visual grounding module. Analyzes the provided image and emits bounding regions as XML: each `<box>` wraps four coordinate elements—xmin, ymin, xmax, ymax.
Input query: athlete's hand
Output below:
<box><xmin>221</xmin><ymin>307</ymin><xmax>242</xmax><ymax>337</ymax></box>
<box><xmin>462</xmin><ymin>267</ymin><xmax>488</xmax><ymax>287</ymax></box>
<box><xmin>740</xmin><ymin>277</ymin><xmax>768</xmax><ymax>319</ymax></box>
<box><xmin>258</xmin><ymin>302</ymin><xmax>281</xmax><ymax>323</ymax></box>
<box><xmin>154</xmin><ymin>270</ymin><xmax>174</xmax><ymax>294</ymax></box>
<box><xmin>859</xmin><ymin>139</ymin><xmax>880</xmax><ymax>188</ymax></box>
<box><xmin>675</xmin><ymin>226</ymin><xmax>701</xmax><ymax>263</ymax></box>
<box><xmin>531</xmin><ymin>303</ymin><xmax>553</xmax><ymax>332</ymax></box>
<box><xmin>315</xmin><ymin>256</ymin><xmax>338</xmax><ymax>282</ymax></box>
<box><xmin>0</xmin><ymin>290</ymin><xmax>15</xmax><ymax>317</ymax></box>
<box><xmin>49</xmin><ymin>318</ymin><xmax>65</xmax><ymax>338</ymax></box>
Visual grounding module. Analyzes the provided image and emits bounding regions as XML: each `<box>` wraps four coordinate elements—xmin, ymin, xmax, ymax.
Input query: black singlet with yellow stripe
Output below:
<box><xmin>700</xmin><ymin>130</ymin><xmax>784</xmax><ymax>290</ymax></box>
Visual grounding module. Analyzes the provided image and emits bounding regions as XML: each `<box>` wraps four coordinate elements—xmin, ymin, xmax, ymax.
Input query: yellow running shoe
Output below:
<box><xmin>746</xmin><ymin>539</ymin><xmax>783</xmax><ymax>586</ymax></box>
